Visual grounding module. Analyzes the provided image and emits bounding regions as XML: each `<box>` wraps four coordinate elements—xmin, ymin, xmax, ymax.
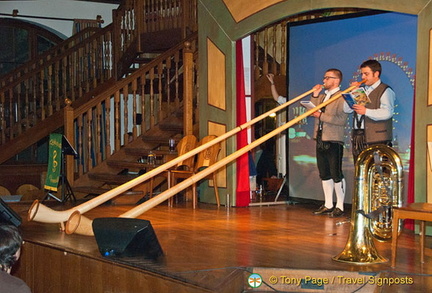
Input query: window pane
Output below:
<box><xmin>37</xmin><ymin>34</ymin><xmax>56</xmax><ymax>54</ymax></box>
<box><xmin>0</xmin><ymin>26</ymin><xmax>29</xmax><ymax>75</ymax></box>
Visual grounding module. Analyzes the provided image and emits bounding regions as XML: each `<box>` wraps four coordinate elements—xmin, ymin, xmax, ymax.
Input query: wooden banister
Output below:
<box><xmin>0</xmin><ymin>27</ymin><xmax>101</xmax><ymax>87</ymax></box>
<box><xmin>69</xmin><ymin>34</ymin><xmax>197</xmax><ymax>179</ymax></box>
<box><xmin>0</xmin><ymin>0</ymin><xmax>198</xmax><ymax>186</ymax></box>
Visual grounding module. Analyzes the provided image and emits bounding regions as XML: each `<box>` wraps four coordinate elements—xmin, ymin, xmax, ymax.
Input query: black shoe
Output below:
<box><xmin>313</xmin><ymin>205</ymin><xmax>333</xmax><ymax>215</ymax></box>
<box><xmin>329</xmin><ymin>207</ymin><xmax>344</xmax><ymax>218</ymax></box>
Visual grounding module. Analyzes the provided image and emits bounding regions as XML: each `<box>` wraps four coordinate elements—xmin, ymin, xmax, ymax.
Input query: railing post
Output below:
<box><xmin>135</xmin><ymin>0</ymin><xmax>143</xmax><ymax>52</ymax></box>
<box><xmin>182</xmin><ymin>0</ymin><xmax>188</xmax><ymax>38</ymax></box>
<box><xmin>112</xmin><ymin>9</ymin><xmax>120</xmax><ymax>79</ymax></box>
<box><xmin>183</xmin><ymin>41</ymin><xmax>194</xmax><ymax>136</ymax></box>
<box><xmin>64</xmin><ymin>99</ymin><xmax>75</xmax><ymax>185</ymax></box>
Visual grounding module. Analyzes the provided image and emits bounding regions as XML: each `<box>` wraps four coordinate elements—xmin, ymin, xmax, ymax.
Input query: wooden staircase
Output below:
<box><xmin>0</xmin><ymin>0</ymin><xmax>198</xmax><ymax>201</ymax></box>
<box><xmin>73</xmin><ymin>112</ymin><xmax>185</xmax><ymax>205</ymax></box>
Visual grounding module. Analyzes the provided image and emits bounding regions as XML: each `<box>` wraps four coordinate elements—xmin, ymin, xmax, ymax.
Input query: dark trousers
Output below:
<box><xmin>351</xmin><ymin>130</ymin><xmax>392</xmax><ymax>163</ymax></box>
<box><xmin>316</xmin><ymin>141</ymin><xmax>344</xmax><ymax>183</ymax></box>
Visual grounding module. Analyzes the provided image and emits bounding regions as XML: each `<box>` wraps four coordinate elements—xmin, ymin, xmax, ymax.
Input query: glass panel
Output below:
<box><xmin>37</xmin><ymin>34</ymin><xmax>56</xmax><ymax>54</ymax></box>
<box><xmin>15</xmin><ymin>27</ymin><xmax>29</xmax><ymax>64</ymax></box>
<box><xmin>0</xmin><ymin>26</ymin><xmax>29</xmax><ymax>75</ymax></box>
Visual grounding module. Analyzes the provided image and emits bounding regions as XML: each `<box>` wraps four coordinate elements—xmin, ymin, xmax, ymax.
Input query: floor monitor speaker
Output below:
<box><xmin>92</xmin><ymin>217</ymin><xmax>163</xmax><ymax>259</ymax></box>
<box><xmin>0</xmin><ymin>198</ymin><xmax>22</xmax><ymax>226</ymax></box>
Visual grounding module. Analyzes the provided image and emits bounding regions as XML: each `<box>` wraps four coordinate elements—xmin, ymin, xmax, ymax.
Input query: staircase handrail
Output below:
<box><xmin>0</xmin><ymin>26</ymin><xmax>101</xmax><ymax>87</ymax></box>
<box><xmin>63</xmin><ymin>33</ymin><xmax>197</xmax><ymax>180</ymax></box>
<box><xmin>0</xmin><ymin>23</ymin><xmax>115</xmax><ymax>95</ymax></box>
<box><xmin>72</xmin><ymin>33</ymin><xmax>197</xmax><ymax>118</ymax></box>
<box><xmin>0</xmin><ymin>0</ymin><xmax>198</xmax><ymax>155</ymax></box>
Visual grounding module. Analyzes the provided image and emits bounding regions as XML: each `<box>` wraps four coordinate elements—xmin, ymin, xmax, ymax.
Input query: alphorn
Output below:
<box><xmin>66</xmin><ymin>82</ymin><xmax>365</xmax><ymax>236</ymax></box>
<box><xmin>28</xmin><ymin>87</ymin><xmax>317</xmax><ymax>226</ymax></box>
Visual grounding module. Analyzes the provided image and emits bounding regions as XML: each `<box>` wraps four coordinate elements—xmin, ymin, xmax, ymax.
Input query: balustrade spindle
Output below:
<box><xmin>174</xmin><ymin>51</ymin><xmax>180</xmax><ymax>107</ymax></box>
<box><xmin>16</xmin><ymin>85</ymin><xmax>22</xmax><ymax>135</ymax></box>
<box><xmin>280</xmin><ymin>22</ymin><xmax>287</xmax><ymax>75</ymax></box>
<box><xmin>39</xmin><ymin>71</ymin><xmax>46</xmax><ymax>120</ymax></box>
<box><xmin>77</xmin><ymin>115</ymin><xmax>84</xmax><ymax>176</ymax></box>
<box><xmin>86</xmin><ymin>108</ymin><xmax>93</xmax><ymax>171</ymax></box>
<box><xmin>47</xmin><ymin>65</ymin><xmax>53</xmax><ymax>116</ymax></box>
<box><xmin>165</xmin><ymin>57</ymin><xmax>172</xmax><ymax>108</ymax></box>
<box><xmin>254</xmin><ymin>33</ymin><xmax>260</xmax><ymax>80</ymax></box>
<box><xmin>263</xmin><ymin>28</ymin><xmax>269</xmax><ymax>75</ymax></box>
<box><xmin>140</xmin><ymin>74</ymin><xmax>147</xmax><ymax>133</ymax></box>
<box><xmin>104</xmin><ymin>96</ymin><xmax>112</xmax><ymax>158</ymax></box>
<box><xmin>157</xmin><ymin>62</ymin><xmax>163</xmax><ymax>120</ymax></box>
<box><xmin>131</xmin><ymin>80</ymin><xmax>138</xmax><ymax>139</ymax></box>
<box><xmin>122</xmin><ymin>85</ymin><xmax>129</xmax><ymax>146</ymax></box>
<box><xmin>54</xmin><ymin>62</ymin><xmax>61</xmax><ymax>112</ymax></box>
<box><xmin>114</xmin><ymin>90</ymin><xmax>121</xmax><ymax>151</ymax></box>
<box><xmin>271</xmin><ymin>26</ymin><xmax>277</xmax><ymax>75</ymax></box>
<box><xmin>24</xmin><ymin>80</ymin><xmax>31</xmax><ymax>130</ymax></box>
<box><xmin>96</xmin><ymin>103</ymin><xmax>103</xmax><ymax>163</ymax></box>
<box><xmin>149</xmin><ymin>68</ymin><xmax>155</xmax><ymax>127</ymax></box>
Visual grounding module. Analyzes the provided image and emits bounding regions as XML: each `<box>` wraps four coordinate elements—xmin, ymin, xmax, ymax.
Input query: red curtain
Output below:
<box><xmin>405</xmin><ymin>85</ymin><xmax>416</xmax><ymax>230</ymax></box>
<box><xmin>235</xmin><ymin>40</ymin><xmax>250</xmax><ymax>207</ymax></box>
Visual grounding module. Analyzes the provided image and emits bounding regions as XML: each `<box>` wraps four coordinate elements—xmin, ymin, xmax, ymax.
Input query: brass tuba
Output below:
<box><xmin>333</xmin><ymin>145</ymin><xmax>403</xmax><ymax>264</ymax></box>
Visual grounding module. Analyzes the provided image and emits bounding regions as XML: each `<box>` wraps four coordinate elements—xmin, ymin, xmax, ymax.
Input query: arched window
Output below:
<box><xmin>0</xmin><ymin>18</ymin><xmax>65</xmax><ymax>75</ymax></box>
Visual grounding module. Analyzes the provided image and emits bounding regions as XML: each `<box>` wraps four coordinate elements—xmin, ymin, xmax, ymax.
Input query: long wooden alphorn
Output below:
<box><xmin>28</xmin><ymin>87</ymin><xmax>317</xmax><ymax>226</ymax></box>
<box><xmin>67</xmin><ymin>82</ymin><xmax>364</xmax><ymax>236</ymax></box>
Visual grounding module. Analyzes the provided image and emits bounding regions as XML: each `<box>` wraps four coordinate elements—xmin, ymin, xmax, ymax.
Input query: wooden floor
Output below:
<box><xmin>8</xmin><ymin>196</ymin><xmax>432</xmax><ymax>292</ymax></box>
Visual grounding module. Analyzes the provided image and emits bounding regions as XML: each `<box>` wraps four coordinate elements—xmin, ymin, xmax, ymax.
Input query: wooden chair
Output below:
<box><xmin>150</xmin><ymin>135</ymin><xmax>198</xmax><ymax>201</ymax></box>
<box><xmin>0</xmin><ymin>186</ymin><xmax>11</xmax><ymax>196</ymax></box>
<box><xmin>391</xmin><ymin>203</ymin><xmax>432</xmax><ymax>267</ymax></box>
<box><xmin>170</xmin><ymin>135</ymin><xmax>221</xmax><ymax>208</ymax></box>
<box><xmin>172</xmin><ymin>134</ymin><xmax>198</xmax><ymax>172</ymax></box>
<box><xmin>16</xmin><ymin>184</ymin><xmax>42</xmax><ymax>200</ymax></box>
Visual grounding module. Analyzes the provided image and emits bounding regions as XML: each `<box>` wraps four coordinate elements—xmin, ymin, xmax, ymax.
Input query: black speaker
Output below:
<box><xmin>92</xmin><ymin>217</ymin><xmax>163</xmax><ymax>259</ymax></box>
<box><xmin>0</xmin><ymin>198</ymin><xmax>22</xmax><ymax>227</ymax></box>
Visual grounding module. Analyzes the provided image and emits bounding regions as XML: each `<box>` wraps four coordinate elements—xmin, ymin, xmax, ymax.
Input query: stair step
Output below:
<box><xmin>142</xmin><ymin>135</ymin><xmax>178</xmax><ymax>145</ymax></box>
<box><xmin>107</xmin><ymin>160</ymin><xmax>155</xmax><ymax>170</ymax></box>
<box><xmin>88</xmin><ymin>173</ymin><xmax>139</xmax><ymax>185</ymax></box>
<box><xmin>159</xmin><ymin>121</ymin><xmax>183</xmax><ymax>132</ymax></box>
<box><xmin>73</xmin><ymin>186</ymin><xmax>143</xmax><ymax>196</ymax></box>
<box><xmin>158</xmin><ymin>115</ymin><xmax>183</xmax><ymax>131</ymax></box>
<box><xmin>124</xmin><ymin>148</ymin><xmax>177</xmax><ymax>157</ymax></box>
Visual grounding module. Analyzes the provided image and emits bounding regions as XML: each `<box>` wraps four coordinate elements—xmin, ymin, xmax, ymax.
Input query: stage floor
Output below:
<box><xmin>9</xmin><ymin>197</ymin><xmax>432</xmax><ymax>292</ymax></box>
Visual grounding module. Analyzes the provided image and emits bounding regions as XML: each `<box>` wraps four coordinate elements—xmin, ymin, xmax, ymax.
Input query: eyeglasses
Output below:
<box><xmin>323</xmin><ymin>76</ymin><xmax>338</xmax><ymax>80</ymax></box>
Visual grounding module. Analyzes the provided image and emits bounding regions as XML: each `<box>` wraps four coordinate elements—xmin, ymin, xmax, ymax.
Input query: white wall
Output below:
<box><xmin>0</xmin><ymin>0</ymin><xmax>119</xmax><ymax>37</ymax></box>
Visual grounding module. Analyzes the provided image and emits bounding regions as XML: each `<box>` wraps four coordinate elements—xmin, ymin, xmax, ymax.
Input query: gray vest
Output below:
<box><xmin>363</xmin><ymin>82</ymin><xmax>393</xmax><ymax>143</ymax></box>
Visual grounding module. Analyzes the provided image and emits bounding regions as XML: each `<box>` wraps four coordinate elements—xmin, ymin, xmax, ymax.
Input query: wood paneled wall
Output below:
<box><xmin>16</xmin><ymin>241</ymin><xmax>222</xmax><ymax>293</ymax></box>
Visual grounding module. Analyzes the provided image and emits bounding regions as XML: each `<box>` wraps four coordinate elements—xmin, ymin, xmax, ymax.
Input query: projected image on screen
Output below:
<box><xmin>287</xmin><ymin>12</ymin><xmax>416</xmax><ymax>202</ymax></box>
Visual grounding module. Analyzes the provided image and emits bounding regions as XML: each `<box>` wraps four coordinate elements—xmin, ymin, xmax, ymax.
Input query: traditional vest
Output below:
<box><xmin>363</xmin><ymin>82</ymin><xmax>392</xmax><ymax>143</ymax></box>
<box><xmin>311</xmin><ymin>90</ymin><xmax>348</xmax><ymax>143</ymax></box>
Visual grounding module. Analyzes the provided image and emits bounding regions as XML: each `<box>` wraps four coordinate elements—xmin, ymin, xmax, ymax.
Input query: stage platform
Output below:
<box><xmin>6</xmin><ymin>198</ymin><xmax>432</xmax><ymax>292</ymax></box>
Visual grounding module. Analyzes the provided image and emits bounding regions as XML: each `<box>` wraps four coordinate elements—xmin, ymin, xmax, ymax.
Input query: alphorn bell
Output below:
<box><xmin>66</xmin><ymin>81</ymin><xmax>366</xmax><ymax>236</ymax></box>
<box><xmin>28</xmin><ymin>86</ymin><xmax>318</xmax><ymax>227</ymax></box>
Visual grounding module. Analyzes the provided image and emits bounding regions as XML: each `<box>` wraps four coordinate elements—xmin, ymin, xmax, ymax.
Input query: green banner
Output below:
<box><xmin>44</xmin><ymin>133</ymin><xmax>63</xmax><ymax>192</ymax></box>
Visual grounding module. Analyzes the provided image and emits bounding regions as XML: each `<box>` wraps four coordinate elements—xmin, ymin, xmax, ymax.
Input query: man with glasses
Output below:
<box><xmin>344</xmin><ymin>60</ymin><xmax>395</xmax><ymax>163</ymax></box>
<box><xmin>267</xmin><ymin>69</ymin><xmax>348</xmax><ymax>217</ymax></box>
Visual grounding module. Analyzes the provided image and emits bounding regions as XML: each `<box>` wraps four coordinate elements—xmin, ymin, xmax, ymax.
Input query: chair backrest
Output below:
<box><xmin>0</xmin><ymin>185</ymin><xmax>11</xmax><ymax>196</ymax></box>
<box><xmin>175</xmin><ymin>135</ymin><xmax>198</xmax><ymax>170</ymax></box>
<box><xmin>195</xmin><ymin>135</ymin><xmax>221</xmax><ymax>172</ymax></box>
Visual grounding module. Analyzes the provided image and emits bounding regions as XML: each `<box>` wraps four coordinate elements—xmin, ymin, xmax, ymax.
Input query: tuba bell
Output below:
<box><xmin>333</xmin><ymin>145</ymin><xmax>403</xmax><ymax>264</ymax></box>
